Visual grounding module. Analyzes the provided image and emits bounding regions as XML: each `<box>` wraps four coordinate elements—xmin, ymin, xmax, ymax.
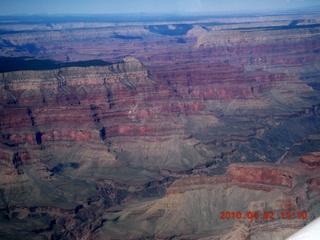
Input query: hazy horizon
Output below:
<box><xmin>1</xmin><ymin>0</ymin><xmax>320</xmax><ymax>16</ymax></box>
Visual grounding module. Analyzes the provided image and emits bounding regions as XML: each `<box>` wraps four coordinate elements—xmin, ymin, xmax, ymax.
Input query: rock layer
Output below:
<box><xmin>300</xmin><ymin>152</ymin><xmax>320</xmax><ymax>166</ymax></box>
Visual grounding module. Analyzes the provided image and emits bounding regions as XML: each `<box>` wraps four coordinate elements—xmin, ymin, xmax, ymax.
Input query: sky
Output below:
<box><xmin>0</xmin><ymin>0</ymin><xmax>319</xmax><ymax>15</ymax></box>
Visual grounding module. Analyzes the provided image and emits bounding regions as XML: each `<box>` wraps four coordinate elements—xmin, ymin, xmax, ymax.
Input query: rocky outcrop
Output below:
<box><xmin>166</xmin><ymin>163</ymin><xmax>296</xmax><ymax>195</ymax></box>
<box><xmin>98</xmin><ymin>161</ymin><xmax>317</xmax><ymax>239</ymax></box>
<box><xmin>300</xmin><ymin>152</ymin><xmax>320</xmax><ymax>166</ymax></box>
<box><xmin>0</xmin><ymin>200</ymin><xmax>105</xmax><ymax>240</ymax></box>
<box><xmin>227</xmin><ymin>164</ymin><xmax>295</xmax><ymax>188</ymax></box>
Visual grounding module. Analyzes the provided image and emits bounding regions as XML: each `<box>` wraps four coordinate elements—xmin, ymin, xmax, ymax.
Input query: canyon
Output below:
<box><xmin>0</xmin><ymin>12</ymin><xmax>320</xmax><ymax>239</ymax></box>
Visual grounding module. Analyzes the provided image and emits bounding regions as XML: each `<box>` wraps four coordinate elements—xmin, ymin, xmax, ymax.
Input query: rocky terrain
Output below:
<box><xmin>0</xmin><ymin>12</ymin><xmax>320</xmax><ymax>239</ymax></box>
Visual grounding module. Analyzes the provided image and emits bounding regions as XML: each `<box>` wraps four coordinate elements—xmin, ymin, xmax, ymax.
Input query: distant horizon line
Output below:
<box><xmin>1</xmin><ymin>7</ymin><xmax>320</xmax><ymax>18</ymax></box>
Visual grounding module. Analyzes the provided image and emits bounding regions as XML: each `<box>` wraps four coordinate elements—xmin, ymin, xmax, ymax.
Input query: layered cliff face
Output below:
<box><xmin>1</xmin><ymin>13</ymin><xmax>320</xmax><ymax>239</ymax></box>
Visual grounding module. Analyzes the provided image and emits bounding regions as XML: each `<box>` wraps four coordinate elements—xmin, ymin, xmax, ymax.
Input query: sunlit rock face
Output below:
<box><xmin>0</xmin><ymin>13</ymin><xmax>320</xmax><ymax>239</ymax></box>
